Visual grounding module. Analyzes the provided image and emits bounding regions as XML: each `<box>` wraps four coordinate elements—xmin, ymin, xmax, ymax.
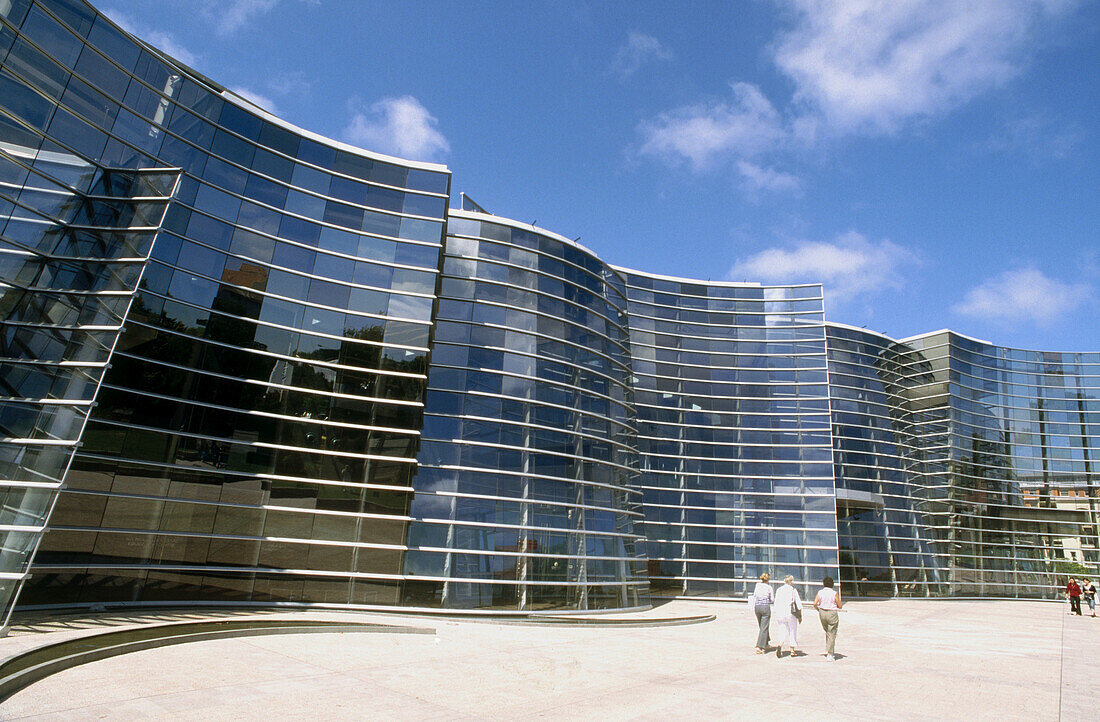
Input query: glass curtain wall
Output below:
<box><xmin>0</xmin><ymin>138</ymin><xmax>178</xmax><ymax>625</ymax></box>
<box><xmin>825</xmin><ymin>324</ymin><xmax>943</xmax><ymax>597</ymax></box>
<box><xmin>3</xmin><ymin>0</ymin><xmax>452</xmax><ymax>611</ymax></box>
<box><xmin>404</xmin><ymin>212</ymin><xmax>649</xmax><ymax>610</ymax></box>
<box><xmin>618</xmin><ymin>272</ymin><xmax>839</xmax><ymax>600</ymax></box>
<box><xmin>903</xmin><ymin>331</ymin><xmax>1100</xmax><ymax>597</ymax></box>
<box><xmin>3</xmin><ymin>0</ymin><xmax>1096</xmax><ymax>615</ymax></box>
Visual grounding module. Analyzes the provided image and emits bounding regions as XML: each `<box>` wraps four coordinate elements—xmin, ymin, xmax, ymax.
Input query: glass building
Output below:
<box><xmin>896</xmin><ymin>331</ymin><xmax>1100</xmax><ymax>597</ymax></box>
<box><xmin>825</xmin><ymin>325</ymin><xmax>1100</xmax><ymax>598</ymax></box>
<box><xmin>403</xmin><ymin>212</ymin><xmax>648</xmax><ymax>611</ymax></box>
<box><xmin>0</xmin><ymin>0</ymin><xmax>1096</xmax><ymax>623</ymax></box>
<box><xmin>825</xmin><ymin>323</ymin><xmax>943</xmax><ymax>597</ymax></box>
<box><xmin>619</xmin><ymin>273</ymin><xmax>838</xmax><ymax>601</ymax></box>
<box><xmin>0</xmin><ymin>0</ymin><xmax>450</xmax><ymax>622</ymax></box>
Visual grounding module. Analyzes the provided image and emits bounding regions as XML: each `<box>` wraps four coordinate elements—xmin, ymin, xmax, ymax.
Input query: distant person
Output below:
<box><xmin>1083</xmin><ymin>579</ymin><xmax>1096</xmax><ymax>618</ymax></box>
<box><xmin>814</xmin><ymin>576</ymin><xmax>842</xmax><ymax>660</ymax></box>
<box><xmin>751</xmin><ymin>572</ymin><xmax>774</xmax><ymax>654</ymax></box>
<box><xmin>773</xmin><ymin>575</ymin><xmax>803</xmax><ymax>657</ymax></box>
<box><xmin>1066</xmin><ymin>578</ymin><xmax>1082</xmax><ymax>616</ymax></box>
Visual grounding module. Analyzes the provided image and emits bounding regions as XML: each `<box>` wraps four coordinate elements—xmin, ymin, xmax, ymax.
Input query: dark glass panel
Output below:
<box><xmin>42</xmin><ymin>0</ymin><xmax>95</xmax><ymax>37</ymax></box>
<box><xmin>370</xmin><ymin>161</ymin><xmax>406</xmax><ymax>187</ymax></box>
<box><xmin>218</xmin><ymin>101</ymin><xmax>262</xmax><ymax>140</ymax></box>
<box><xmin>6</xmin><ymin>37</ymin><xmax>69</xmax><ymax>98</ymax></box>
<box><xmin>296</xmin><ymin>137</ymin><xmax>335</xmax><ymax>168</ymax></box>
<box><xmin>258</xmin><ymin>120</ymin><xmax>299</xmax><ymax>156</ymax></box>
<box><xmin>46</xmin><ymin>105</ymin><xmax>106</xmax><ymax>159</ymax></box>
<box><xmin>333</xmin><ymin>149</ymin><xmax>371</xmax><ymax>180</ymax></box>
<box><xmin>278</xmin><ymin>214</ymin><xmax>319</xmax><ymax>247</ymax></box>
<box><xmin>0</xmin><ymin>68</ymin><xmax>54</xmax><ymax>129</ymax></box>
<box><xmin>405</xmin><ymin>168</ymin><xmax>448</xmax><ymax>195</ymax></box>
<box><xmin>73</xmin><ymin>43</ymin><xmax>127</xmax><ymax>98</ymax></box>
<box><xmin>86</xmin><ymin>14</ymin><xmax>139</xmax><ymax>71</ymax></box>
<box><xmin>210</xmin><ymin>127</ymin><xmax>255</xmax><ymax>166</ymax></box>
<box><xmin>251</xmin><ymin>146</ymin><xmax>293</xmax><ymax>183</ymax></box>
<box><xmin>20</xmin><ymin>6</ymin><xmax>81</xmax><ymax>67</ymax></box>
<box><xmin>167</xmin><ymin>108</ymin><xmax>215</xmax><ymax>149</ymax></box>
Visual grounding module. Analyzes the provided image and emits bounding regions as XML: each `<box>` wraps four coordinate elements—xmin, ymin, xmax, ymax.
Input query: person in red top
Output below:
<box><xmin>1066</xmin><ymin>578</ymin><xmax>1082</xmax><ymax>616</ymax></box>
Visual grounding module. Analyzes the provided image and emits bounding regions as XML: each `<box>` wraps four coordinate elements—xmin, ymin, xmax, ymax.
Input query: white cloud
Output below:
<box><xmin>229</xmin><ymin>87</ymin><xmax>280</xmax><ymax>115</ymax></box>
<box><xmin>636</xmin><ymin>82</ymin><xmax>786</xmax><ymax>170</ymax></box>
<box><xmin>953</xmin><ymin>267</ymin><xmax>1091</xmax><ymax>324</ymax></box>
<box><xmin>736</xmin><ymin>160</ymin><xmax>802</xmax><ymax>194</ymax></box>
<box><xmin>611</xmin><ymin>31</ymin><xmax>673</xmax><ymax>78</ymax></box>
<box><xmin>204</xmin><ymin>0</ymin><xmax>279</xmax><ymax>36</ymax></box>
<box><xmin>105</xmin><ymin>9</ymin><xmax>199</xmax><ymax>67</ymax></box>
<box><xmin>774</xmin><ymin>0</ymin><xmax>1076</xmax><ymax>134</ymax></box>
<box><xmin>633</xmin><ymin>0</ymin><xmax>1077</xmax><ymax>185</ymax></box>
<box><xmin>728</xmin><ymin>231</ymin><xmax>919</xmax><ymax>302</ymax></box>
<box><xmin>343</xmin><ymin>96</ymin><xmax>450</xmax><ymax>162</ymax></box>
<box><xmin>269</xmin><ymin>71</ymin><xmax>312</xmax><ymax>97</ymax></box>
<box><xmin>987</xmin><ymin>114</ymin><xmax>1084</xmax><ymax>160</ymax></box>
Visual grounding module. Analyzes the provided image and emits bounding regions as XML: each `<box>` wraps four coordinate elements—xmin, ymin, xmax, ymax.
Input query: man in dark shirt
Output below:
<box><xmin>1083</xmin><ymin>580</ymin><xmax>1097</xmax><ymax>618</ymax></box>
<box><xmin>1066</xmin><ymin>578</ymin><xmax>1082</xmax><ymax>615</ymax></box>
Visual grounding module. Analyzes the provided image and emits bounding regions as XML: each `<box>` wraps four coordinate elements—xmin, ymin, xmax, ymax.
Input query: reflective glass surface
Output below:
<box><xmin>620</xmin><ymin>272</ymin><xmax>839</xmax><ymax>600</ymax></box>
<box><xmin>0</xmin><ymin>91</ymin><xmax>178</xmax><ymax>622</ymax></box>
<box><xmin>825</xmin><ymin>325</ymin><xmax>944</xmax><ymax>597</ymax></box>
<box><xmin>3</xmin><ymin>0</ymin><xmax>450</xmax><ymax>613</ymax></box>
<box><xmin>895</xmin><ymin>331</ymin><xmax>1100</xmax><ymax>597</ymax></box>
<box><xmin>404</xmin><ymin>213</ymin><xmax>649</xmax><ymax>610</ymax></box>
<box><xmin>3</xmin><ymin>0</ymin><xmax>1095</xmax><ymax>618</ymax></box>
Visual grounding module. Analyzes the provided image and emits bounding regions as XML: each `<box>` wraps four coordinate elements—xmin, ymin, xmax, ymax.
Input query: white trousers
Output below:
<box><xmin>776</xmin><ymin>616</ymin><xmax>799</xmax><ymax>649</ymax></box>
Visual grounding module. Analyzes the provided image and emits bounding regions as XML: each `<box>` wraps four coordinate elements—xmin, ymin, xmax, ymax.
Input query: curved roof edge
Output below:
<box><xmin>900</xmin><ymin>328</ymin><xmax>1098</xmax><ymax>356</ymax></box>
<box><xmin>448</xmin><ymin>209</ymin><xmax>604</xmax><ymax>260</ymax></box>
<box><xmin>611</xmin><ymin>265</ymin><xmax>760</xmax><ymax>288</ymax></box>
<box><xmin>102</xmin><ymin>10</ymin><xmax>449</xmax><ymax>174</ymax></box>
<box><xmin>611</xmin><ymin>265</ymin><xmax>829</xmax><ymax>291</ymax></box>
<box><xmin>825</xmin><ymin>321</ymin><xmax>897</xmax><ymax>344</ymax></box>
<box><xmin>220</xmin><ymin>89</ymin><xmax>450</xmax><ymax>174</ymax></box>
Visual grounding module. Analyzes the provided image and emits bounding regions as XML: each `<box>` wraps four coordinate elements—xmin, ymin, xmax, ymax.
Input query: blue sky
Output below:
<box><xmin>105</xmin><ymin>1</ymin><xmax>1098</xmax><ymax>351</ymax></box>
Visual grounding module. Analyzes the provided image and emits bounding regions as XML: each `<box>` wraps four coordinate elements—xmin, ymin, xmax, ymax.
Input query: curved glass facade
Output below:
<box><xmin>0</xmin><ymin>0</ymin><xmax>450</xmax><ymax>616</ymax></box>
<box><xmin>1</xmin><ymin>0</ymin><xmax>1096</xmax><ymax>620</ymax></box>
<box><xmin>619</xmin><ymin>273</ymin><xmax>839</xmax><ymax>600</ymax></box>
<box><xmin>825</xmin><ymin>324</ymin><xmax>942</xmax><ymax>597</ymax></box>
<box><xmin>899</xmin><ymin>332</ymin><xmax>1100</xmax><ymax>597</ymax></box>
<box><xmin>0</xmin><ymin>147</ymin><xmax>178</xmax><ymax>620</ymax></box>
<box><xmin>403</xmin><ymin>212</ymin><xmax>648</xmax><ymax>610</ymax></box>
<box><xmin>826</xmin><ymin>325</ymin><xmax>1100</xmax><ymax>598</ymax></box>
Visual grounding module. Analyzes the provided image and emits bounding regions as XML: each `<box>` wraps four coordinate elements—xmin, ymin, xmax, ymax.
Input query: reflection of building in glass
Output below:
<box><xmin>826</xmin><ymin>326</ymin><xmax>1100</xmax><ymax>599</ymax></box>
<box><xmin>1</xmin><ymin>0</ymin><xmax>449</xmax><ymax>623</ymax></box>
<box><xmin>620</xmin><ymin>274</ymin><xmax>838</xmax><ymax>601</ymax></box>
<box><xmin>825</xmin><ymin>324</ymin><xmax>946</xmax><ymax>597</ymax></box>
<box><xmin>1</xmin><ymin>0</ymin><xmax>1097</xmax><ymax>622</ymax></box>
<box><xmin>898</xmin><ymin>332</ymin><xmax>1100</xmax><ymax>597</ymax></box>
<box><xmin>403</xmin><ymin>212</ymin><xmax>648</xmax><ymax>611</ymax></box>
<box><xmin>0</xmin><ymin>136</ymin><xmax>178</xmax><ymax>624</ymax></box>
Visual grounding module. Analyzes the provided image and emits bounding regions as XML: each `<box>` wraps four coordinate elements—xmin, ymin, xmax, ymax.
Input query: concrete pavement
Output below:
<box><xmin>1</xmin><ymin>599</ymin><xmax>1096</xmax><ymax>720</ymax></box>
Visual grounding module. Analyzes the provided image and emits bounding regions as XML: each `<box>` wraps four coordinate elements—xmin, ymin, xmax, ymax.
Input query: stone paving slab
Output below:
<box><xmin>0</xmin><ymin>599</ymin><xmax>1096</xmax><ymax>720</ymax></box>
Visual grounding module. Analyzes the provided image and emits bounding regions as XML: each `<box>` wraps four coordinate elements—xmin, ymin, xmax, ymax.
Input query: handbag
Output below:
<box><xmin>791</xmin><ymin>597</ymin><xmax>802</xmax><ymax>621</ymax></box>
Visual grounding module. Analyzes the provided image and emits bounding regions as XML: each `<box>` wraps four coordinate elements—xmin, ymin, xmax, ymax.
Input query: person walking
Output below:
<box><xmin>751</xmin><ymin>572</ymin><xmax>774</xmax><ymax>654</ymax></box>
<box><xmin>814</xmin><ymin>576</ymin><xmax>842</xmax><ymax>661</ymax></box>
<box><xmin>1066</xmin><ymin>578</ymin><xmax>1082</xmax><ymax>616</ymax></box>
<box><xmin>773</xmin><ymin>575</ymin><xmax>803</xmax><ymax>657</ymax></box>
<box><xmin>1082</xmin><ymin>579</ymin><xmax>1096</xmax><ymax>618</ymax></box>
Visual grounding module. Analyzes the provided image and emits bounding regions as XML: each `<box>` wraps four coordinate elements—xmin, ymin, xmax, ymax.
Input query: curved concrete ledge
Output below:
<box><xmin>0</xmin><ymin>618</ymin><xmax>434</xmax><ymax>703</ymax></box>
<box><xmin>523</xmin><ymin>613</ymin><xmax>716</xmax><ymax>628</ymax></box>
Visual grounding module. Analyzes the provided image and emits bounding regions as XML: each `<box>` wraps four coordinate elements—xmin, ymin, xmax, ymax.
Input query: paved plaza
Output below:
<box><xmin>0</xmin><ymin>599</ymin><xmax>1097</xmax><ymax>720</ymax></box>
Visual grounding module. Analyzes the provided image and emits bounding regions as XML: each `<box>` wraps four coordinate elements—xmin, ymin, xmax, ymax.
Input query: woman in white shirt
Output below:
<box><xmin>773</xmin><ymin>575</ymin><xmax>803</xmax><ymax>657</ymax></box>
<box><xmin>751</xmin><ymin>572</ymin><xmax>774</xmax><ymax>654</ymax></box>
<box><xmin>813</xmin><ymin>576</ymin><xmax>842</xmax><ymax>660</ymax></box>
